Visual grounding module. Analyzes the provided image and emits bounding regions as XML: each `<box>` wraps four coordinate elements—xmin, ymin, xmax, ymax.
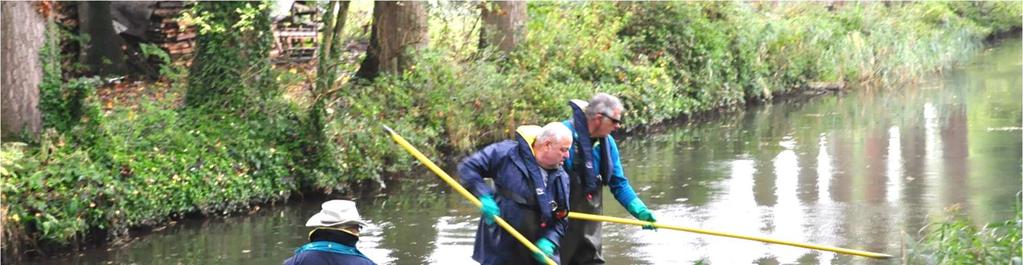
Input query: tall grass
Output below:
<box><xmin>907</xmin><ymin>200</ymin><xmax>1022</xmax><ymax>264</ymax></box>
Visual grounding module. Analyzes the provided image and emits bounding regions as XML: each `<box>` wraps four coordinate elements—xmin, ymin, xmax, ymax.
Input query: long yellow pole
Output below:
<box><xmin>384</xmin><ymin>126</ymin><xmax>891</xmax><ymax>261</ymax></box>
<box><xmin>383</xmin><ymin>126</ymin><xmax>557</xmax><ymax>265</ymax></box>
<box><xmin>567</xmin><ymin>212</ymin><xmax>892</xmax><ymax>259</ymax></box>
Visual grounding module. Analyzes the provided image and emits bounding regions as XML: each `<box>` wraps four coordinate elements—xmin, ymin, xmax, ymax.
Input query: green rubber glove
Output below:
<box><xmin>626</xmin><ymin>199</ymin><xmax>657</xmax><ymax>230</ymax></box>
<box><xmin>480</xmin><ymin>195</ymin><xmax>500</xmax><ymax>225</ymax></box>
<box><xmin>531</xmin><ymin>238</ymin><xmax>556</xmax><ymax>263</ymax></box>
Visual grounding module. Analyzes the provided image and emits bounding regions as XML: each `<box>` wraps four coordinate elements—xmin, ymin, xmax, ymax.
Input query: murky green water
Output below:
<box><xmin>36</xmin><ymin>39</ymin><xmax>1021</xmax><ymax>265</ymax></box>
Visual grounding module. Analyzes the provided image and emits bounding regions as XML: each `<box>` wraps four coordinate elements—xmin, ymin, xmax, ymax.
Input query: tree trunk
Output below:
<box><xmin>78</xmin><ymin>1</ymin><xmax>127</xmax><ymax>76</ymax></box>
<box><xmin>1</xmin><ymin>1</ymin><xmax>47</xmax><ymax>141</ymax></box>
<box><xmin>316</xmin><ymin>0</ymin><xmax>351</xmax><ymax>97</ymax></box>
<box><xmin>303</xmin><ymin>1</ymin><xmax>352</xmax><ymax>173</ymax></box>
<box><xmin>480</xmin><ymin>1</ymin><xmax>527</xmax><ymax>53</ymax></box>
<box><xmin>355</xmin><ymin>1</ymin><xmax>429</xmax><ymax>79</ymax></box>
<box><xmin>186</xmin><ymin>1</ymin><xmax>274</xmax><ymax>109</ymax></box>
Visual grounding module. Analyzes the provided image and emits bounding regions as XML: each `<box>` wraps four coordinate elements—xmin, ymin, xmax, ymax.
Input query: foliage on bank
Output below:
<box><xmin>316</xmin><ymin>1</ymin><xmax>1021</xmax><ymax>188</ymax></box>
<box><xmin>184</xmin><ymin>1</ymin><xmax>277</xmax><ymax>109</ymax></box>
<box><xmin>3</xmin><ymin>2</ymin><xmax>303</xmax><ymax>254</ymax></box>
<box><xmin>1</xmin><ymin>1</ymin><xmax>1020</xmax><ymax>254</ymax></box>
<box><xmin>907</xmin><ymin>202</ymin><xmax>1022</xmax><ymax>264</ymax></box>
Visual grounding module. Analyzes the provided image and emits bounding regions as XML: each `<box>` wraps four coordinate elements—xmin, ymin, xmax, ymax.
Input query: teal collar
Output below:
<box><xmin>294</xmin><ymin>241</ymin><xmax>368</xmax><ymax>259</ymax></box>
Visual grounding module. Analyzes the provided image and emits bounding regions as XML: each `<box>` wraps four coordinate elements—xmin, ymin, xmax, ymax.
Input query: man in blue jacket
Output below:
<box><xmin>459</xmin><ymin>122</ymin><xmax>574</xmax><ymax>265</ymax></box>
<box><xmin>284</xmin><ymin>200</ymin><xmax>376</xmax><ymax>265</ymax></box>
<box><xmin>560</xmin><ymin>93</ymin><xmax>657</xmax><ymax>265</ymax></box>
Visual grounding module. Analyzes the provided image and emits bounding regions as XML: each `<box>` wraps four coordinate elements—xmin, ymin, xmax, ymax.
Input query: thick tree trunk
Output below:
<box><xmin>480</xmin><ymin>1</ymin><xmax>527</xmax><ymax>53</ymax></box>
<box><xmin>1</xmin><ymin>2</ymin><xmax>47</xmax><ymax>141</ymax></box>
<box><xmin>355</xmin><ymin>1</ymin><xmax>428</xmax><ymax>79</ymax></box>
<box><xmin>79</xmin><ymin>1</ymin><xmax>127</xmax><ymax>76</ymax></box>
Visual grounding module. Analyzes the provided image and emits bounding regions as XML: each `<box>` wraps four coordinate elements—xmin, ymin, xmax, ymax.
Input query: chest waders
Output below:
<box><xmin>560</xmin><ymin>104</ymin><xmax>614</xmax><ymax>265</ymax></box>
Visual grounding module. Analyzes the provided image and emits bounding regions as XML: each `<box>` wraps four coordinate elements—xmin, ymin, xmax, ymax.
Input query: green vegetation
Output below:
<box><xmin>184</xmin><ymin>1</ymin><xmax>276</xmax><ymax>109</ymax></box>
<box><xmin>1</xmin><ymin>1</ymin><xmax>1020</xmax><ymax>254</ymax></box>
<box><xmin>908</xmin><ymin>202</ymin><xmax>1022</xmax><ymax>264</ymax></box>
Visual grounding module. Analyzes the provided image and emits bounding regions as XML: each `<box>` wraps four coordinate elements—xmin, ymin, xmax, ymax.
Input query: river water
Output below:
<box><xmin>36</xmin><ymin>39</ymin><xmax>1021</xmax><ymax>265</ymax></box>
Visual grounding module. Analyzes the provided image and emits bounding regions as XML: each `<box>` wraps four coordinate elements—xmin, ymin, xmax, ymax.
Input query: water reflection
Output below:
<box><xmin>425</xmin><ymin>216</ymin><xmax>475</xmax><ymax>264</ymax></box>
<box><xmin>817</xmin><ymin>133</ymin><xmax>834</xmax><ymax>205</ymax></box>
<box><xmin>33</xmin><ymin>39</ymin><xmax>1021</xmax><ymax>265</ymax></box>
<box><xmin>885</xmin><ymin>127</ymin><xmax>903</xmax><ymax>204</ymax></box>
<box><xmin>606</xmin><ymin>38</ymin><xmax>1019</xmax><ymax>264</ymax></box>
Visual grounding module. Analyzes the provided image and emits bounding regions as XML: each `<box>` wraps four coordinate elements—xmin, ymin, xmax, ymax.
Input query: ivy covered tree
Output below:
<box><xmin>301</xmin><ymin>0</ymin><xmax>351</xmax><ymax>182</ymax></box>
<box><xmin>185</xmin><ymin>1</ymin><xmax>276</xmax><ymax>110</ymax></box>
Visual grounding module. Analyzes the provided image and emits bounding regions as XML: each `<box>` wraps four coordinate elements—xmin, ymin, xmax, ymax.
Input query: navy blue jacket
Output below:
<box><xmin>282</xmin><ymin>250</ymin><xmax>375</xmax><ymax>265</ymax></box>
<box><xmin>283</xmin><ymin>230</ymin><xmax>376</xmax><ymax>265</ymax></box>
<box><xmin>458</xmin><ymin>127</ymin><xmax>571</xmax><ymax>265</ymax></box>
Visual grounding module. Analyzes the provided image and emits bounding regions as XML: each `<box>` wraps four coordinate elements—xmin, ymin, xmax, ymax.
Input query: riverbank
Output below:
<box><xmin>2</xmin><ymin>2</ymin><xmax>1019</xmax><ymax>259</ymax></box>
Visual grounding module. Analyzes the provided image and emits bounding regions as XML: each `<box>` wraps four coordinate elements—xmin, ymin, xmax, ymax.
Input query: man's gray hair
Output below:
<box><xmin>535</xmin><ymin>122</ymin><xmax>573</xmax><ymax>145</ymax></box>
<box><xmin>584</xmin><ymin>93</ymin><xmax>624</xmax><ymax>119</ymax></box>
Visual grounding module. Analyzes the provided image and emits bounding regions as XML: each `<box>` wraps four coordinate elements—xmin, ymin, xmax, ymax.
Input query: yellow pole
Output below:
<box><xmin>383</xmin><ymin>126</ymin><xmax>557</xmax><ymax>265</ymax></box>
<box><xmin>384</xmin><ymin>125</ymin><xmax>891</xmax><ymax>260</ymax></box>
<box><xmin>567</xmin><ymin>212</ymin><xmax>893</xmax><ymax>259</ymax></box>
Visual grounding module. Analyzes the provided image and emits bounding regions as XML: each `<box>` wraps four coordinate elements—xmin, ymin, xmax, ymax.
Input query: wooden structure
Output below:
<box><xmin>143</xmin><ymin>1</ymin><xmax>322</xmax><ymax>63</ymax></box>
<box><xmin>148</xmin><ymin>1</ymin><xmax>196</xmax><ymax>58</ymax></box>
<box><xmin>271</xmin><ymin>1</ymin><xmax>320</xmax><ymax>63</ymax></box>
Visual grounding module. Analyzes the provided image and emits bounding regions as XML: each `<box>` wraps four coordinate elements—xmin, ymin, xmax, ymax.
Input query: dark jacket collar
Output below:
<box><xmin>309</xmin><ymin>228</ymin><xmax>359</xmax><ymax>247</ymax></box>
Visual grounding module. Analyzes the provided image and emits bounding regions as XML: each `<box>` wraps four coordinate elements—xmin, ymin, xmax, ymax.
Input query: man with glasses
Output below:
<box><xmin>560</xmin><ymin>93</ymin><xmax>657</xmax><ymax>265</ymax></box>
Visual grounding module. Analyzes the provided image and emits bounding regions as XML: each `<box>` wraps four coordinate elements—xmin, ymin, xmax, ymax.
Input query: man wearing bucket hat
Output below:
<box><xmin>459</xmin><ymin>122</ymin><xmax>574</xmax><ymax>264</ymax></box>
<box><xmin>559</xmin><ymin>93</ymin><xmax>657</xmax><ymax>265</ymax></box>
<box><xmin>283</xmin><ymin>200</ymin><xmax>376</xmax><ymax>265</ymax></box>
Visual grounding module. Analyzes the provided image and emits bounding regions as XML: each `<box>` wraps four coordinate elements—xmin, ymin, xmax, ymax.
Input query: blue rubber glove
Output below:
<box><xmin>531</xmin><ymin>238</ymin><xmax>556</xmax><ymax>263</ymax></box>
<box><xmin>626</xmin><ymin>199</ymin><xmax>657</xmax><ymax>230</ymax></box>
<box><xmin>480</xmin><ymin>195</ymin><xmax>500</xmax><ymax>225</ymax></box>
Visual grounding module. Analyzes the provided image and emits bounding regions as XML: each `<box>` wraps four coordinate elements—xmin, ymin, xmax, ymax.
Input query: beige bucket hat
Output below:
<box><xmin>305</xmin><ymin>200</ymin><xmax>369</xmax><ymax>228</ymax></box>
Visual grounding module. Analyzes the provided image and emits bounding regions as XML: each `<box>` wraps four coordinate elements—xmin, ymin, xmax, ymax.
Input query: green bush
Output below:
<box><xmin>184</xmin><ymin>1</ymin><xmax>276</xmax><ymax>109</ymax></box>
<box><xmin>908</xmin><ymin>203</ymin><xmax>1022</xmax><ymax>264</ymax></box>
<box><xmin>949</xmin><ymin>2</ymin><xmax>1023</xmax><ymax>36</ymax></box>
<box><xmin>1</xmin><ymin>98</ymin><xmax>302</xmax><ymax>245</ymax></box>
<box><xmin>310</xmin><ymin>1</ymin><xmax>1015</xmax><ymax>195</ymax></box>
<box><xmin>4</xmin><ymin>1</ymin><xmax>1019</xmax><ymax>253</ymax></box>
<box><xmin>618</xmin><ymin>2</ymin><xmax>1001</xmax><ymax>99</ymax></box>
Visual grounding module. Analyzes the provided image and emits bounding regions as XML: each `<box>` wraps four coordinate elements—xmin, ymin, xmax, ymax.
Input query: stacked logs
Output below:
<box><xmin>147</xmin><ymin>1</ymin><xmax>196</xmax><ymax>58</ymax></box>
<box><xmin>57</xmin><ymin>1</ymin><xmax>320</xmax><ymax>64</ymax></box>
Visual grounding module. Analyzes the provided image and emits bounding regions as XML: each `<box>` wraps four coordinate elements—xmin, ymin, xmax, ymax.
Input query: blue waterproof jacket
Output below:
<box><xmin>560</xmin><ymin>121</ymin><xmax>638</xmax><ymax>208</ymax></box>
<box><xmin>458</xmin><ymin>126</ymin><xmax>571</xmax><ymax>265</ymax></box>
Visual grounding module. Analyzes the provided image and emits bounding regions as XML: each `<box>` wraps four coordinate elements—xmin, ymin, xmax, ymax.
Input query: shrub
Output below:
<box><xmin>908</xmin><ymin>203</ymin><xmax>1022</xmax><ymax>264</ymax></box>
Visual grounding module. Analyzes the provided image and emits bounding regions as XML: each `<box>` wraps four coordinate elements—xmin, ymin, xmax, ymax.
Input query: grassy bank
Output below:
<box><xmin>2</xmin><ymin>1</ymin><xmax>1020</xmax><ymax>256</ymax></box>
<box><xmin>907</xmin><ymin>201</ymin><xmax>1022</xmax><ymax>264</ymax></box>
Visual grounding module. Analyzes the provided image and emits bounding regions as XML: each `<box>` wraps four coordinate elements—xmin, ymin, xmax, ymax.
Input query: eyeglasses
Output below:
<box><xmin>599</xmin><ymin>112</ymin><xmax>622</xmax><ymax>125</ymax></box>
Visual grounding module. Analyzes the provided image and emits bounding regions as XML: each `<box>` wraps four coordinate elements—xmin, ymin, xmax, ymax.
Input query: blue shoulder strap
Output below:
<box><xmin>294</xmin><ymin>241</ymin><xmax>369</xmax><ymax>259</ymax></box>
<box><xmin>512</xmin><ymin>134</ymin><xmax>556</xmax><ymax>224</ymax></box>
<box><xmin>569</xmin><ymin>101</ymin><xmax>610</xmax><ymax>194</ymax></box>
